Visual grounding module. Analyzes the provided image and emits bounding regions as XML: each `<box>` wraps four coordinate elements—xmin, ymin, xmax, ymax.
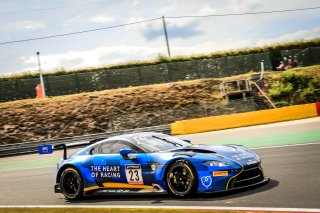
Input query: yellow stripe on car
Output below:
<box><xmin>84</xmin><ymin>182</ymin><xmax>153</xmax><ymax>192</ymax></box>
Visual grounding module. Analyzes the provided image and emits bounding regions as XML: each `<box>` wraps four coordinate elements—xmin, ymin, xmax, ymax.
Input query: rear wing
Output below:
<box><xmin>38</xmin><ymin>138</ymin><xmax>106</xmax><ymax>160</ymax></box>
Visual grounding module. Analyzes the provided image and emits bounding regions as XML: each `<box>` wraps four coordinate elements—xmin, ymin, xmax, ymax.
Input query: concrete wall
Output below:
<box><xmin>171</xmin><ymin>102</ymin><xmax>320</xmax><ymax>135</ymax></box>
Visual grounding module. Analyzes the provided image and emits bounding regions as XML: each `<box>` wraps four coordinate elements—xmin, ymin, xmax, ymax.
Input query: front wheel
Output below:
<box><xmin>166</xmin><ymin>160</ymin><xmax>197</xmax><ymax>197</ymax></box>
<box><xmin>60</xmin><ymin>167</ymin><xmax>83</xmax><ymax>200</ymax></box>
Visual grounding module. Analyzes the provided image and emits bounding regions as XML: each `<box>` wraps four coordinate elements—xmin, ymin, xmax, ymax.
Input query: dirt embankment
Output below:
<box><xmin>2</xmin><ymin>65</ymin><xmax>318</xmax><ymax>145</ymax></box>
<box><xmin>0</xmin><ymin>78</ymin><xmax>233</xmax><ymax>144</ymax></box>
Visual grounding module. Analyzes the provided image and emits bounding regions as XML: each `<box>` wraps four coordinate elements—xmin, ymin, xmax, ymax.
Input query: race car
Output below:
<box><xmin>38</xmin><ymin>132</ymin><xmax>269</xmax><ymax>200</ymax></box>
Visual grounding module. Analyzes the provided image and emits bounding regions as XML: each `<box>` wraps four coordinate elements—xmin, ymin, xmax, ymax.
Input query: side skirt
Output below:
<box><xmin>84</xmin><ymin>187</ymin><xmax>167</xmax><ymax>196</ymax></box>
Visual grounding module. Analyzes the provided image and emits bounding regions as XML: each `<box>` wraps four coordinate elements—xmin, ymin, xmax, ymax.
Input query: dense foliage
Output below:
<box><xmin>269</xmin><ymin>66</ymin><xmax>320</xmax><ymax>106</ymax></box>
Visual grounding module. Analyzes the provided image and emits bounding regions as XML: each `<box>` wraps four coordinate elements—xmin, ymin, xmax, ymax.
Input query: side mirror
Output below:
<box><xmin>183</xmin><ymin>139</ymin><xmax>191</xmax><ymax>143</ymax></box>
<box><xmin>120</xmin><ymin>148</ymin><xmax>134</xmax><ymax>160</ymax></box>
<box><xmin>120</xmin><ymin>148</ymin><xmax>132</xmax><ymax>156</ymax></box>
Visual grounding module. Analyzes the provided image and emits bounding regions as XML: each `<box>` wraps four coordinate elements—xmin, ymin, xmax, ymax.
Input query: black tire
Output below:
<box><xmin>166</xmin><ymin>160</ymin><xmax>197</xmax><ymax>197</ymax></box>
<box><xmin>60</xmin><ymin>167</ymin><xmax>83</xmax><ymax>200</ymax></box>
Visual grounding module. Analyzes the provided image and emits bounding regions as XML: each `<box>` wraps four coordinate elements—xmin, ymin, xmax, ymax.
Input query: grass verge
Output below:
<box><xmin>0</xmin><ymin>208</ymin><xmax>294</xmax><ymax>213</ymax></box>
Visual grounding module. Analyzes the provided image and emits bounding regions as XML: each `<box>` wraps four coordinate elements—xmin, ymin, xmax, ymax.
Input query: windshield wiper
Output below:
<box><xmin>152</xmin><ymin>135</ymin><xmax>182</xmax><ymax>147</ymax></box>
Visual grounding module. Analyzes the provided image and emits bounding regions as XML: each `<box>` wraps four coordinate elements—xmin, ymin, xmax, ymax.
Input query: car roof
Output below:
<box><xmin>75</xmin><ymin>132</ymin><xmax>163</xmax><ymax>156</ymax></box>
<box><xmin>80</xmin><ymin>132</ymin><xmax>164</xmax><ymax>154</ymax></box>
<box><xmin>94</xmin><ymin>131</ymin><xmax>165</xmax><ymax>145</ymax></box>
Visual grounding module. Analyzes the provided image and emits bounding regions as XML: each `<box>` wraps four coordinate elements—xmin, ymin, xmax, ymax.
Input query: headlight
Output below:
<box><xmin>255</xmin><ymin>154</ymin><xmax>261</xmax><ymax>160</ymax></box>
<box><xmin>204</xmin><ymin>161</ymin><xmax>230</xmax><ymax>167</ymax></box>
<box><xmin>148</xmin><ymin>162</ymin><xmax>159</xmax><ymax>171</ymax></box>
<box><xmin>239</xmin><ymin>146</ymin><xmax>261</xmax><ymax>161</ymax></box>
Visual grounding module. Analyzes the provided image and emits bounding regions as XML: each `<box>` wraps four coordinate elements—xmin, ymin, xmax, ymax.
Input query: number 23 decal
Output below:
<box><xmin>128</xmin><ymin>170</ymin><xmax>139</xmax><ymax>181</ymax></box>
<box><xmin>125</xmin><ymin>165</ymin><xmax>143</xmax><ymax>184</ymax></box>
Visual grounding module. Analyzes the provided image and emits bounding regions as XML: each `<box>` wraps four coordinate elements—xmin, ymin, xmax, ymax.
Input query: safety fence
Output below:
<box><xmin>280</xmin><ymin>47</ymin><xmax>320</xmax><ymax>67</ymax></box>
<box><xmin>1</xmin><ymin>46</ymin><xmax>320</xmax><ymax>102</ymax></box>
<box><xmin>0</xmin><ymin>51</ymin><xmax>274</xmax><ymax>102</ymax></box>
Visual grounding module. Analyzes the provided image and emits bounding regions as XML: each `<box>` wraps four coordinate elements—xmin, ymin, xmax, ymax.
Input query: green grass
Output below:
<box><xmin>0</xmin><ymin>158</ymin><xmax>59</xmax><ymax>171</ymax></box>
<box><xmin>0</xmin><ymin>208</ymin><xmax>289</xmax><ymax>213</ymax></box>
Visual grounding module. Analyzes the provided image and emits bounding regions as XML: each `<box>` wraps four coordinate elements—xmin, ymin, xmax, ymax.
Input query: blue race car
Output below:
<box><xmin>39</xmin><ymin>132</ymin><xmax>269</xmax><ymax>200</ymax></box>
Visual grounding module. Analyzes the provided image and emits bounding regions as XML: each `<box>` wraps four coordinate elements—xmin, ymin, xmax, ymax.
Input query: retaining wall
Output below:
<box><xmin>171</xmin><ymin>102</ymin><xmax>320</xmax><ymax>135</ymax></box>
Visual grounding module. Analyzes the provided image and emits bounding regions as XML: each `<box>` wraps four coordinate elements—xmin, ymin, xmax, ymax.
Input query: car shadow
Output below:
<box><xmin>65</xmin><ymin>179</ymin><xmax>279</xmax><ymax>204</ymax></box>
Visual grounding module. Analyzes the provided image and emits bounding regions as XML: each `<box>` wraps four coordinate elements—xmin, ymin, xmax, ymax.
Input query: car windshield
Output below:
<box><xmin>132</xmin><ymin>134</ymin><xmax>190</xmax><ymax>152</ymax></box>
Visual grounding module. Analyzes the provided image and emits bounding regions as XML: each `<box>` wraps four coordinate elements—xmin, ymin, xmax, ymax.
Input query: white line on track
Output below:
<box><xmin>0</xmin><ymin>205</ymin><xmax>319</xmax><ymax>212</ymax></box>
<box><xmin>251</xmin><ymin>142</ymin><xmax>320</xmax><ymax>150</ymax></box>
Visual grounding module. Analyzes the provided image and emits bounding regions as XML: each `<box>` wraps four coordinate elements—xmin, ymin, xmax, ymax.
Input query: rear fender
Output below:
<box><xmin>56</xmin><ymin>164</ymin><xmax>81</xmax><ymax>183</ymax></box>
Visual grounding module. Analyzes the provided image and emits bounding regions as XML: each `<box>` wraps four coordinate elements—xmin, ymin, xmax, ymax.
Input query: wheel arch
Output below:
<box><xmin>162</xmin><ymin>157</ymin><xmax>199</xmax><ymax>195</ymax></box>
<box><xmin>56</xmin><ymin>164</ymin><xmax>81</xmax><ymax>183</ymax></box>
<box><xmin>162</xmin><ymin>158</ymin><xmax>198</xmax><ymax>183</ymax></box>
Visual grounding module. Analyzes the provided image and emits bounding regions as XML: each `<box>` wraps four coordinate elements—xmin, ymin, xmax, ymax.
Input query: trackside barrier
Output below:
<box><xmin>1</xmin><ymin>103</ymin><xmax>319</xmax><ymax>157</ymax></box>
<box><xmin>316</xmin><ymin>102</ymin><xmax>320</xmax><ymax>115</ymax></box>
<box><xmin>171</xmin><ymin>102</ymin><xmax>320</xmax><ymax>135</ymax></box>
<box><xmin>0</xmin><ymin>125</ymin><xmax>170</xmax><ymax>157</ymax></box>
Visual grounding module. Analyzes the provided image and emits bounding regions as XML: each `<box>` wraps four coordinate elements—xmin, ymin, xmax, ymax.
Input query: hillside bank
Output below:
<box><xmin>0</xmin><ymin>65</ymin><xmax>319</xmax><ymax>145</ymax></box>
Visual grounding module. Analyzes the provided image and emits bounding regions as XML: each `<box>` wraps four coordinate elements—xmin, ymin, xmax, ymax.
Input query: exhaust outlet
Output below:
<box><xmin>152</xmin><ymin>184</ymin><xmax>164</xmax><ymax>192</ymax></box>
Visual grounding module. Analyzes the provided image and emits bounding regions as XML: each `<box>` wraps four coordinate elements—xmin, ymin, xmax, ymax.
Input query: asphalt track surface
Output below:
<box><xmin>0</xmin><ymin>118</ymin><xmax>320</xmax><ymax>208</ymax></box>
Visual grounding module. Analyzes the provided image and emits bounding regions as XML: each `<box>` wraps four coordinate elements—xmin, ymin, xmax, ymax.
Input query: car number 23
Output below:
<box><xmin>125</xmin><ymin>164</ymin><xmax>143</xmax><ymax>185</ymax></box>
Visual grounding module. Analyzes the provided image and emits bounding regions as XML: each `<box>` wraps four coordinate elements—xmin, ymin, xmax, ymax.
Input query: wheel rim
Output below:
<box><xmin>168</xmin><ymin>164</ymin><xmax>194</xmax><ymax>195</ymax></box>
<box><xmin>62</xmin><ymin>170</ymin><xmax>81</xmax><ymax>197</ymax></box>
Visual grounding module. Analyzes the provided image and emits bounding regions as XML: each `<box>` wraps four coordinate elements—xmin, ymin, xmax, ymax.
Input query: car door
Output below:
<box><xmin>91</xmin><ymin>140</ymin><xmax>151</xmax><ymax>190</ymax></box>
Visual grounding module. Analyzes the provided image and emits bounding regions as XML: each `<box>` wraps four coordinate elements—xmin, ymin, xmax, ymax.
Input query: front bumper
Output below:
<box><xmin>229</xmin><ymin>177</ymin><xmax>270</xmax><ymax>191</ymax></box>
<box><xmin>200</xmin><ymin>177</ymin><xmax>270</xmax><ymax>194</ymax></box>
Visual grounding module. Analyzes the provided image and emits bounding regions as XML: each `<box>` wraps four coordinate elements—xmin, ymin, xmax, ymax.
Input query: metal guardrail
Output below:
<box><xmin>0</xmin><ymin>125</ymin><xmax>170</xmax><ymax>158</ymax></box>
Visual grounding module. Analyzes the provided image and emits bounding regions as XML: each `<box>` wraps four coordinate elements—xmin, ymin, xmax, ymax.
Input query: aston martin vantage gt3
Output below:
<box><xmin>38</xmin><ymin>132</ymin><xmax>268</xmax><ymax>200</ymax></box>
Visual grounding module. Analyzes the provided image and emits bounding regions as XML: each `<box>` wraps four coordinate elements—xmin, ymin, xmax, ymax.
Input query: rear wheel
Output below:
<box><xmin>166</xmin><ymin>160</ymin><xmax>197</xmax><ymax>197</ymax></box>
<box><xmin>60</xmin><ymin>167</ymin><xmax>83</xmax><ymax>200</ymax></box>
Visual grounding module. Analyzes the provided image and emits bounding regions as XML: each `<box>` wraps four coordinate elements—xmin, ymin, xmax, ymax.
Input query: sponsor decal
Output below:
<box><xmin>247</xmin><ymin>159</ymin><xmax>258</xmax><ymax>165</ymax></box>
<box><xmin>212</xmin><ymin>171</ymin><xmax>228</xmax><ymax>177</ymax></box>
<box><xmin>125</xmin><ymin>164</ymin><xmax>143</xmax><ymax>184</ymax></box>
<box><xmin>90</xmin><ymin>165</ymin><xmax>121</xmax><ymax>178</ymax></box>
<box><xmin>96</xmin><ymin>189</ymin><xmax>130</xmax><ymax>193</ymax></box>
<box><xmin>201</xmin><ymin>176</ymin><xmax>212</xmax><ymax>188</ymax></box>
<box><xmin>220</xmin><ymin>146</ymin><xmax>236</xmax><ymax>151</ymax></box>
<box><xmin>231</xmin><ymin>152</ymin><xmax>252</xmax><ymax>161</ymax></box>
<box><xmin>38</xmin><ymin>144</ymin><xmax>53</xmax><ymax>154</ymax></box>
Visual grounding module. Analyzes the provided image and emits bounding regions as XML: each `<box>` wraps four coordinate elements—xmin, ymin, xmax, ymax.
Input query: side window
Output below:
<box><xmin>110</xmin><ymin>142</ymin><xmax>132</xmax><ymax>154</ymax></box>
<box><xmin>90</xmin><ymin>146</ymin><xmax>100</xmax><ymax>155</ymax></box>
<box><xmin>101</xmin><ymin>140</ymin><xmax>117</xmax><ymax>154</ymax></box>
<box><xmin>100</xmin><ymin>140</ymin><xmax>143</xmax><ymax>154</ymax></box>
<box><xmin>101</xmin><ymin>141</ymin><xmax>142</xmax><ymax>154</ymax></box>
<box><xmin>116</xmin><ymin>141</ymin><xmax>143</xmax><ymax>153</ymax></box>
